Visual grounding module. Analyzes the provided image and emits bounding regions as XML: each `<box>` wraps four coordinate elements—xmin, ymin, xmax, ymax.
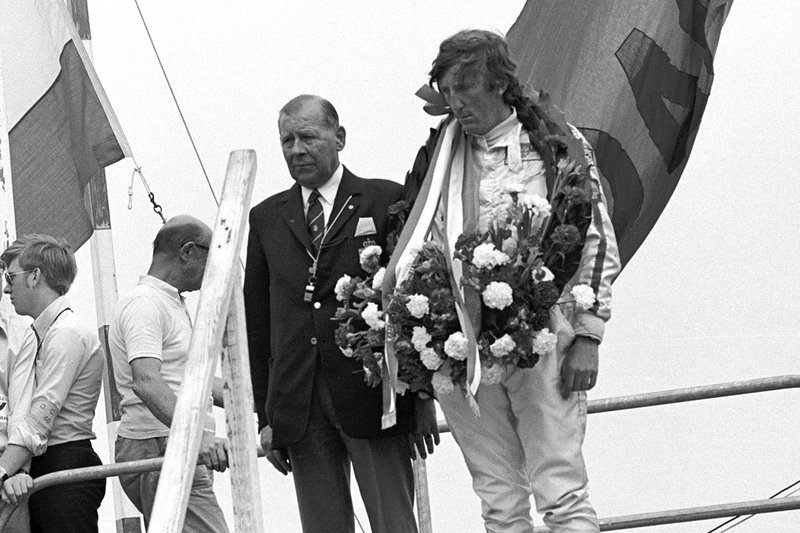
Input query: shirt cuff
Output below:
<box><xmin>8</xmin><ymin>421</ymin><xmax>48</xmax><ymax>457</ymax></box>
<box><xmin>572</xmin><ymin>312</ymin><xmax>605</xmax><ymax>343</ymax></box>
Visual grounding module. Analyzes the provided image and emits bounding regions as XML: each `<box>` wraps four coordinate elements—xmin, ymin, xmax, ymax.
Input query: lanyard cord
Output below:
<box><xmin>304</xmin><ymin>194</ymin><xmax>354</xmax><ymax>268</ymax></box>
<box><xmin>32</xmin><ymin>307</ymin><xmax>72</xmax><ymax>385</ymax></box>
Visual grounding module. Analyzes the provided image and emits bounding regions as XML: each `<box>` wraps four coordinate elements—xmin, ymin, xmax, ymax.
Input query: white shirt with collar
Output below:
<box><xmin>10</xmin><ymin>296</ymin><xmax>103</xmax><ymax>454</ymax></box>
<box><xmin>300</xmin><ymin>164</ymin><xmax>344</xmax><ymax>223</ymax></box>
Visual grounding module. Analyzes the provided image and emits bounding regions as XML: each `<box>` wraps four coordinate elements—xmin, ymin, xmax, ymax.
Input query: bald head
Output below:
<box><xmin>153</xmin><ymin>215</ymin><xmax>212</xmax><ymax>257</ymax></box>
<box><xmin>149</xmin><ymin>215</ymin><xmax>212</xmax><ymax>293</ymax></box>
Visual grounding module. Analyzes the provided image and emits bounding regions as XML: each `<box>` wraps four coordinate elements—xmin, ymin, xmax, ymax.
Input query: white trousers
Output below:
<box><xmin>439</xmin><ymin>345</ymin><xmax>599</xmax><ymax>533</ymax></box>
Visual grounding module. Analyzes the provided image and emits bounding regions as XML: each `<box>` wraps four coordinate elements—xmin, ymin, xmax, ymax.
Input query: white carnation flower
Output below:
<box><xmin>532</xmin><ymin>266</ymin><xmax>555</xmax><ymax>283</ymax></box>
<box><xmin>359</xmin><ymin>245</ymin><xmax>383</xmax><ymax>273</ymax></box>
<box><xmin>420</xmin><ymin>347</ymin><xmax>443</xmax><ymax>370</ymax></box>
<box><xmin>432</xmin><ymin>371</ymin><xmax>455</xmax><ymax>395</ymax></box>
<box><xmin>490</xmin><ymin>334</ymin><xmax>516</xmax><ymax>358</ymax></box>
<box><xmin>334</xmin><ymin>275</ymin><xmax>352</xmax><ymax>301</ymax></box>
<box><xmin>444</xmin><ymin>332</ymin><xmax>469</xmax><ymax>361</ymax></box>
<box><xmin>472</xmin><ymin>243</ymin><xmax>510</xmax><ymax>269</ymax></box>
<box><xmin>571</xmin><ymin>284</ymin><xmax>596</xmax><ymax>310</ymax></box>
<box><xmin>361</xmin><ymin>302</ymin><xmax>385</xmax><ymax>329</ymax></box>
<box><xmin>472</xmin><ymin>243</ymin><xmax>498</xmax><ymax>269</ymax></box>
<box><xmin>493</xmin><ymin>250</ymin><xmax>511</xmax><ymax>266</ymax></box>
<box><xmin>523</xmin><ymin>194</ymin><xmax>551</xmax><ymax>215</ymax></box>
<box><xmin>482</xmin><ymin>281</ymin><xmax>513</xmax><ymax>310</ymax></box>
<box><xmin>532</xmin><ymin>328</ymin><xmax>557</xmax><ymax>354</ymax></box>
<box><xmin>360</xmin><ymin>244</ymin><xmax>382</xmax><ymax>261</ymax></box>
<box><xmin>411</xmin><ymin>326</ymin><xmax>432</xmax><ymax>352</ymax></box>
<box><xmin>405</xmin><ymin>294</ymin><xmax>430</xmax><ymax>318</ymax></box>
<box><xmin>481</xmin><ymin>364</ymin><xmax>504</xmax><ymax>385</ymax></box>
<box><xmin>371</xmin><ymin>267</ymin><xmax>386</xmax><ymax>291</ymax></box>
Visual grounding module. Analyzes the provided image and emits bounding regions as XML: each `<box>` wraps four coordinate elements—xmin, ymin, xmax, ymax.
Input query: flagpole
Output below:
<box><xmin>0</xmin><ymin>57</ymin><xmax>15</xmax><ymax>251</ymax></box>
<box><xmin>66</xmin><ymin>2</ymin><xmax>143</xmax><ymax>532</ymax></box>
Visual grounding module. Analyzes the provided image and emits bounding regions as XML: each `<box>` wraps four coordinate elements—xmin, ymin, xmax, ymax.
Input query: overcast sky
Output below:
<box><xmin>39</xmin><ymin>1</ymin><xmax>800</xmax><ymax>531</ymax></box>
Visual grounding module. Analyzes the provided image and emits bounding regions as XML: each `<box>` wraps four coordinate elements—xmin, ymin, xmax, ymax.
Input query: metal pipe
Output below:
<box><xmin>434</xmin><ymin>375</ymin><xmax>800</xmax><ymax>434</ymax></box>
<box><xmin>4</xmin><ymin>375</ymin><xmax>799</xmax><ymax>531</ymax></box>
<box><xmin>587</xmin><ymin>375</ymin><xmax>800</xmax><ymax>414</ymax></box>
<box><xmin>0</xmin><ymin>458</ymin><xmax>165</xmax><ymax>530</ymax></box>
<box><xmin>532</xmin><ymin>496</ymin><xmax>800</xmax><ymax>531</ymax></box>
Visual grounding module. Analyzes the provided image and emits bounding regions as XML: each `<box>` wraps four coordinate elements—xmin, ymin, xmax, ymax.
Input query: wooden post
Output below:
<box><xmin>220</xmin><ymin>272</ymin><xmax>265</xmax><ymax>532</ymax></box>
<box><xmin>148</xmin><ymin>149</ymin><xmax>257</xmax><ymax>532</ymax></box>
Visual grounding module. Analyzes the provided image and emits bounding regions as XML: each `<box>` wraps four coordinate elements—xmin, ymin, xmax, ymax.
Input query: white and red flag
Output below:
<box><xmin>0</xmin><ymin>0</ymin><xmax>130</xmax><ymax>250</ymax></box>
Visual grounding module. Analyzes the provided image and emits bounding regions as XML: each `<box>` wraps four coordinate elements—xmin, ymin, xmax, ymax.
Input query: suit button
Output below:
<box><xmin>310</xmin><ymin>337</ymin><xmax>317</xmax><ymax>345</ymax></box>
<box><xmin>313</xmin><ymin>302</ymin><xmax>321</xmax><ymax>309</ymax></box>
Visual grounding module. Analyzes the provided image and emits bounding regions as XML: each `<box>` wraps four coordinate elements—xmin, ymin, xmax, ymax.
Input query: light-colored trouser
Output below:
<box><xmin>438</xmin><ymin>345</ymin><xmax>599</xmax><ymax>533</ymax></box>
<box><xmin>116</xmin><ymin>436</ymin><xmax>229</xmax><ymax>533</ymax></box>
<box><xmin>4</xmin><ymin>502</ymin><xmax>30</xmax><ymax>533</ymax></box>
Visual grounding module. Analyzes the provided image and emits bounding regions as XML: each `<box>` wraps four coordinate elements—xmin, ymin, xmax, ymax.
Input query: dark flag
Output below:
<box><xmin>508</xmin><ymin>0</ymin><xmax>733</xmax><ymax>267</ymax></box>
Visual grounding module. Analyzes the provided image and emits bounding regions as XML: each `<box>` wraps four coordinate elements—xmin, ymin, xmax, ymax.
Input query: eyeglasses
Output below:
<box><xmin>4</xmin><ymin>269</ymin><xmax>33</xmax><ymax>286</ymax></box>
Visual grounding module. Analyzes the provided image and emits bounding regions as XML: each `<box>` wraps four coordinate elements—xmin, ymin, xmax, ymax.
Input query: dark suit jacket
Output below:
<box><xmin>244</xmin><ymin>167</ymin><xmax>413</xmax><ymax>449</ymax></box>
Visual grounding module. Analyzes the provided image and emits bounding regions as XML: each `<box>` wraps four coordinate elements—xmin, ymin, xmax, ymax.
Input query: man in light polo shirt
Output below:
<box><xmin>109</xmin><ymin>214</ymin><xmax>229</xmax><ymax>532</ymax></box>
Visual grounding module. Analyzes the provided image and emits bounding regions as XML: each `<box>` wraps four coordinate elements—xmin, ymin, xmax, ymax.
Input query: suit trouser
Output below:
<box><xmin>116</xmin><ymin>436</ymin><xmax>229</xmax><ymax>533</ymax></box>
<box><xmin>286</xmin><ymin>371</ymin><xmax>417</xmax><ymax>533</ymax></box>
<box><xmin>438</xmin><ymin>345</ymin><xmax>599</xmax><ymax>533</ymax></box>
<box><xmin>29</xmin><ymin>439</ymin><xmax>105</xmax><ymax>533</ymax></box>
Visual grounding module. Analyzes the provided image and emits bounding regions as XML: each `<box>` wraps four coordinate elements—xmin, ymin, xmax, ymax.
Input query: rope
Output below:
<box><xmin>131</xmin><ymin>0</ymin><xmax>220</xmax><ymax>208</ymax></box>
<box><xmin>128</xmin><ymin>163</ymin><xmax>166</xmax><ymax>224</ymax></box>
<box><xmin>354</xmin><ymin>512</ymin><xmax>366</xmax><ymax>533</ymax></box>
<box><xmin>705</xmin><ymin>479</ymin><xmax>800</xmax><ymax>532</ymax></box>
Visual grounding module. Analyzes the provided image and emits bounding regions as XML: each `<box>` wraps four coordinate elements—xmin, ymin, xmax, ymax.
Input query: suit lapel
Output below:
<box><xmin>322</xmin><ymin>168</ymin><xmax>360</xmax><ymax>246</ymax></box>
<box><xmin>279</xmin><ymin>184</ymin><xmax>314</xmax><ymax>253</ymax></box>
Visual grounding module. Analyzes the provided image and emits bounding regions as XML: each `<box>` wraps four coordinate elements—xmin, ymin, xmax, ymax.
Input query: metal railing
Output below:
<box><xmin>419</xmin><ymin>374</ymin><xmax>800</xmax><ymax>531</ymax></box>
<box><xmin>1</xmin><ymin>374</ymin><xmax>798</xmax><ymax>531</ymax></box>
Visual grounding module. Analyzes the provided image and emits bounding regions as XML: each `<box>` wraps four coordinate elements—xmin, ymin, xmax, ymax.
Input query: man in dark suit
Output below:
<box><xmin>245</xmin><ymin>94</ymin><xmax>433</xmax><ymax>533</ymax></box>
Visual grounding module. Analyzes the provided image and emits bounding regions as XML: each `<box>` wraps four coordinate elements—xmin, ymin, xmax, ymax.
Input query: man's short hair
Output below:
<box><xmin>0</xmin><ymin>234</ymin><xmax>77</xmax><ymax>295</ymax></box>
<box><xmin>429</xmin><ymin>29</ymin><xmax>520</xmax><ymax>99</ymax></box>
<box><xmin>152</xmin><ymin>219</ymin><xmax>208</xmax><ymax>256</ymax></box>
<box><xmin>279</xmin><ymin>94</ymin><xmax>340</xmax><ymax>130</ymax></box>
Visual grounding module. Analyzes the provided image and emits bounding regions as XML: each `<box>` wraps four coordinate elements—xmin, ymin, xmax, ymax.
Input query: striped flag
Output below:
<box><xmin>0</xmin><ymin>0</ymin><xmax>130</xmax><ymax>250</ymax></box>
<box><xmin>508</xmin><ymin>0</ymin><xmax>733</xmax><ymax>268</ymax></box>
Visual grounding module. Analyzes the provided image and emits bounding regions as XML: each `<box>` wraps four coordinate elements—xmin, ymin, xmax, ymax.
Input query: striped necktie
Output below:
<box><xmin>307</xmin><ymin>189</ymin><xmax>325</xmax><ymax>251</ymax></box>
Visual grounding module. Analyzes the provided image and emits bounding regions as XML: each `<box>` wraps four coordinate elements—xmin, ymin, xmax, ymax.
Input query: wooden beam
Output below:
<box><xmin>148</xmin><ymin>149</ymin><xmax>257</xmax><ymax>532</ymax></box>
<box><xmin>221</xmin><ymin>273</ymin><xmax>265</xmax><ymax>532</ymax></box>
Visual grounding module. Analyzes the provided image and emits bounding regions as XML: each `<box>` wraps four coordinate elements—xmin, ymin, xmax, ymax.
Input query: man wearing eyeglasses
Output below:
<box><xmin>0</xmin><ymin>234</ymin><xmax>105</xmax><ymax>532</ymax></box>
<box><xmin>108</xmin><ymin>214</ymin><xmax>230</xmax><ymax>532</ymax></box>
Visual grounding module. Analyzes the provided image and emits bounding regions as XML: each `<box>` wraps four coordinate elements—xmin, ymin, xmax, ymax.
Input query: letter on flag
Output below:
<box><xmin>0</xmin><ymin>0</ymin><xmax>130</xmax><ymax>251</ymax></box>
<box><xmin>507</xmin><ymin>0</ymin><xmax>733</xmax><ymax>268</ymax></box>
